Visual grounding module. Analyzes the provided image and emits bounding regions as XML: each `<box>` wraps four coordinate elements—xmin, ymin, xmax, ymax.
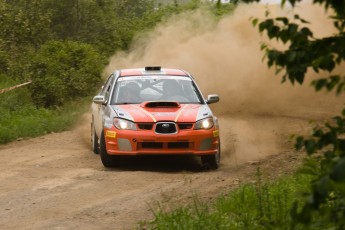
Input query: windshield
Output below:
<box><xmin>111</xmin><ymin>76</ymin><xmax>203</xmax><ymax>104</ymax></box>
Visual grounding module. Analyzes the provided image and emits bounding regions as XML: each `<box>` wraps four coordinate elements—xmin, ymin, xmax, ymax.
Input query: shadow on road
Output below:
<box><xmin>102</xmin><ymin>155</ymin><xmax>206</xmax><ymax>173</ymax></box>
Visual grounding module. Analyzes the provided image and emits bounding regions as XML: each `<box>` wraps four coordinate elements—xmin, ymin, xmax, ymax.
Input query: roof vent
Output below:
<box><xmin>145</xmin><ymin>66</ymin><xmax>161</xmax><ymax>71</ymax></box>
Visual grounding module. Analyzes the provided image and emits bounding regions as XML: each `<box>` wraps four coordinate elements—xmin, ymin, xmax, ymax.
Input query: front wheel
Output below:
<box><xmin>100</xmin><ymin>131</ymin><xmax>118</xmax><ymax>168</ymax></box>
<box><xmin>91</xmin><ymin>122</ymin><xmax>99</xmax><ymax>154</ymax></box>
<box><xmin>201</xmin><ymin>139</ymin><xmax>221</xmax><ymax>170</ymax></box>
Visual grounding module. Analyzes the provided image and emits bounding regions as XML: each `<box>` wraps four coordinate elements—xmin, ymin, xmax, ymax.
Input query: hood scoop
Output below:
<box><xmin>141</xmin><ymin>101</ymin><xmax>180</xmax><ymax>108</ymax></box>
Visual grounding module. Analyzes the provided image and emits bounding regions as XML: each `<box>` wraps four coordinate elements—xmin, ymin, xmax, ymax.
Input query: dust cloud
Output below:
<box><xmin>104</xmin><ymin>2</ymin><xmax>343</xmax><ymax>165</ymax></box>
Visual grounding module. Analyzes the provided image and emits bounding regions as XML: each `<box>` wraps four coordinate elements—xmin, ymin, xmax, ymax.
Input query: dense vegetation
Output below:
<box><xmin>0</xmin><ymin>0</ymin><xmax>235</xmax><ymax>143</ymax></box>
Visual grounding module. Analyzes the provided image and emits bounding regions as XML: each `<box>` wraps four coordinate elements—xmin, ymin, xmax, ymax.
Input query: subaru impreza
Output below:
<box><xmin>91</xmin><ymin>66</ymin><xmax>220</xmax><ymax>169</ymax></box>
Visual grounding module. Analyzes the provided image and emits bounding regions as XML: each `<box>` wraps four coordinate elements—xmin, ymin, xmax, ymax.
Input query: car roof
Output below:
<box><xmin>118</xmin><ymin>67</ymin><xmax>190</xmax><ymax>77</ymax></box>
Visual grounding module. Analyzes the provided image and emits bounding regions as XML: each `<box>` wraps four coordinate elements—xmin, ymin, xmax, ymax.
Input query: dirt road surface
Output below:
<box><xmin>0</xmin><ymin>105</ymin><xmax>338</xmax><ymax>230</ymax></box>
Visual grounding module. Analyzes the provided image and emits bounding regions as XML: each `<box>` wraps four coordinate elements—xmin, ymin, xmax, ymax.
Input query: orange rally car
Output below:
<box><xmin>91</xmin><ymin>66</ymin><xmax>220</xmax><ymax>169</ymax></box>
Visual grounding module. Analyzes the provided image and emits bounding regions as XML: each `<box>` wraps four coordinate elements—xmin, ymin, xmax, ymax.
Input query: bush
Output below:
<box><xmin>29</xmin><ymin>40</ymin><xmax>104</xmax><ymax>107</ymax></box>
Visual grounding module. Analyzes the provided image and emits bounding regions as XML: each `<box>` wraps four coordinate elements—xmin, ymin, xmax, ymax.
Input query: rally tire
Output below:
<box><xmin>91</xmin><ymin>122</ymin><xmax>99</xmax><ymax>154</ymax></box>
<box><xmin>201</xmin><ymin>139</ymin><xmax>221</xmax><ymax>170</ymax></box>
<box><xmin>100</xmin><ymin>131</ymin><xmax>117</xmax><ymax>168</ymax></box>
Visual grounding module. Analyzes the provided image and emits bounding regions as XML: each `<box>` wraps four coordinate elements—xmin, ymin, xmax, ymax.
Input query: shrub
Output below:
<box><xmin>29</xmin><ymin>40</ymin><xmax>104</xmax><ymax>107</ymax></box>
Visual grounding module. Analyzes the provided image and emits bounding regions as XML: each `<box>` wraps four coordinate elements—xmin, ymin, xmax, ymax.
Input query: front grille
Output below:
<box><xmin>142</xmin><ymin>142</ymin><xmax>163</xmax><ymax>148</ymax></box>
<box><xmin>178</xmin><ymin>123</ymin><xmax>193</xmax><ymax>130</ymax></box>
<box><xmin>168</xmin><ymin>142</ymin><xmax>189</xmax><ymax>148</ymax></box>
<box><xmin>138</xmin><ymin>123</ymin><xmax>154</xmax><ymax>130</ymax></box>
<box><xmin>155</xmin><ymin>122</ymin><xmax>177</xmax><ymax>134</ymax></box>
<box><xmin>140</xmin><ymin>141</ymin><xmax>189</xmax><ymax>149</ymax></box>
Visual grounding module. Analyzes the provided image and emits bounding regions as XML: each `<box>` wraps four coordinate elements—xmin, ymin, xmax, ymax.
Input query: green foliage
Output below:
<box><xmin>0</xmin><ymin>39</ymin><xmax>10</xmax><ymax>74</ymax></box>
<box><xmin>0</xmin><ymin>0</ymin><xmax>236</xmax><ymax>79</ymax></box>
<box><xmin>255</xmin><ymin>14</ymin><xmax>325</xmax><ymax>85</ymax></box>
<box><xmin>0</xmin><ymin>76</ymin><xmax>90</xmax><ymax>144</ymax></box>
<box><xmin>0</xmin><ymin>0</ymin><xmax>198</xmax><ymax>75</ymax></box>
<box><xmin>39</xmin><ymin>0</ymin><xmax>198</xmax><ymax>56</ymax></box>
<box><xmin>251</xmin><ymin>5</ymin><xmax>345</xmax><ymax>89</ymax></box>
<box><xmin>0</xmin><ymin>0</ymin><xmax>52</xmax><ymax>77</ymax></box>
<box><xmin>312</xmin><ymin>75</ymin><xmax>345</xmax><ymax>95</ymax></box>
<box><xmin>211</xmin><ymin>0</ymin><xmax>236</xmax><ymax>17</ymax></box>
<box><xmin>0</xmin><ymin>75</ymin><xmax>32</xmax><ymax>112</ymax></box>
<box><xmin>292</xmin><ymin>111</ymin><xmax>345</xmax><ymax>228</ymax></box>
<box><xmin>0</xmin><ymin>0</ymin><xmax>52</xmax><ymax>49</ymax></box>
<box><xmin>40</xmin><ymin>0</ymin><xmax>137</xmax><ymax>55</ymax></box>
<box><xmin>29</xmin><ymin>40</ymin><xmax>104</xmax><ymax>107</ymax></box>
<box><xmin>0</xmin><ymin>98</ymin><xmax>90</xmax><ymax>144</ymax></box>
<box><xmin>141</xmin><ymin>172</ymin><xmax>312</xmax><ymax>230</ymax></box>
<box><xmin>246</xmin><ymin>0</ymin><xmax>345</xmax><ymax>228</ymax></box>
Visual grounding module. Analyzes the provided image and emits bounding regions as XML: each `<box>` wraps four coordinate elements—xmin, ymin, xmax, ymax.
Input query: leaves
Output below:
<box><xmin>250</xmin><ymin>2</ymin><xmax>345</xmax><ymax>225</ymax></box>
<box><xmin>251</xmin><ymin>10</ymin><xmax>345</xmax><ymax>91</ymax></box>
<box><xmin>291</xmin><ymin>111</ymin><xmax>345</xmax><ymax>226</ymax></box>
<box><xmin>247</xmin><ymin>1</ymin><xmax>345</xmax><ymax>226</ymax></box>
<box><xmin>29</xmin><ymin>41</ymin><xmax>104</xmax><ymax>107</ymax></box>
<box><xmin>312</xmin><ymin>76</ymin><xmax>345</xmax><ymax>95</ymax></box>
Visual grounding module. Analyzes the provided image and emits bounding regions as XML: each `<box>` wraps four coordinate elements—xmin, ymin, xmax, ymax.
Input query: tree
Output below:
<box><xmin>0</xmin><ymin>0</ymin><xmax>52</xmax><ymax>77</ymax></box>
<box><xmin>242</xmin><ymin>0</ymin><xmax>345</xmax><ymax>228</ymax></box>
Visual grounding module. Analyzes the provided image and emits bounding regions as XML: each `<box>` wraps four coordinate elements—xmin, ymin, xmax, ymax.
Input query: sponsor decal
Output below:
<box><xmin>213</xmin><ymin>130</ymin><xmax>219</xmax><ymax>137</ymax></box>
<box><xmin>106</xmin><ymin>130</ymin><xmax>117</xmax><ymax>138</ymax></box>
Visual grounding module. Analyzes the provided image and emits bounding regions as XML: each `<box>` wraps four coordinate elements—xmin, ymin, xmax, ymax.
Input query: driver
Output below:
<box><xmin>119</xmin><ymin>82</ymin><xmax>140</xmax><ymax>103</ymax></box>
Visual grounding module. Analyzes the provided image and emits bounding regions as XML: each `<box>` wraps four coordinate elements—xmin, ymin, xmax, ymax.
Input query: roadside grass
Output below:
<box><xmin>0</xmin><ymin>76</ymin><xmax>91</xmax><ymax>144</ymax></box>
<box><xmin>140</xmin><ymin>169</ymin><xmax>313</xmax><ymax>230</ymax></box>
<box><xmin>0</xmin><ymin>94</ymin><xmax>91</xmax><ymax>144</ymax></box>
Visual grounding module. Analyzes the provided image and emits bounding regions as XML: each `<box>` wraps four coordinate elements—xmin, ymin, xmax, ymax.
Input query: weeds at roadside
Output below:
<box><xmin>0</xmin><ymin>96</ymin><xmax>91</xmax><ymax>144</ymax></box>
<box><xmin>139</xmin><ymin>168</ymin><xmax>312</xmax><ymax>230</ymax></box>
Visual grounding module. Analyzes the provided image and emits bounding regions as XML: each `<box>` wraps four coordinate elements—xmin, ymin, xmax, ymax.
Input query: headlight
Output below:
<box><xmin>194</xmin><ymin>118</ymin><xmax>214</xmax><ymax>130</ymax></box>
<box><xmin>113</xmin><ymin>118</ymin><xmax>137</xmax><ymax>130</ymax></box>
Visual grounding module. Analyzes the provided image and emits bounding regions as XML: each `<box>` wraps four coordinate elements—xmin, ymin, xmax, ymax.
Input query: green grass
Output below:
<box><xmin>140</xmin><ymin>170</ymin><xmax>313</xmax><ymax>230</ymax></box>
<box><xmin>0</xmin><ymin>75</ymin><xmax>91</xmax><ymax>144</ymax></box>
<box><xmin>0</xmin><ymin>91</ymin><xmax>90</xmax><ymax>144</ymax></box>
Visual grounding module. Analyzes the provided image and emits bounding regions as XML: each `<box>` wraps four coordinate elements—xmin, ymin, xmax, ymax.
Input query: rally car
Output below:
<box><xmin>91</xmin><ymin>66</ymin><xmax>220</xmax><ymax>169</ymax></box>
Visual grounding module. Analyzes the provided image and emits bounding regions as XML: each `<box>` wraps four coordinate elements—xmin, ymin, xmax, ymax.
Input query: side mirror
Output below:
<box><xmin>206</xmin><ymin>94</ymin><xmax>219</xmax><ymax>104</ymax></box>
<box><xmin>93</xmin><ymin>95</ymin><xmax>107</xmax><ymax>105</ymax></box>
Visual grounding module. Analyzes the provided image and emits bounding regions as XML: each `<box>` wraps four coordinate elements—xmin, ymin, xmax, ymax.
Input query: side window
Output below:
<box><xmin>100</xmin><ymin>74</ymin><xmax>115</xmax><ymax>102</ymax></box>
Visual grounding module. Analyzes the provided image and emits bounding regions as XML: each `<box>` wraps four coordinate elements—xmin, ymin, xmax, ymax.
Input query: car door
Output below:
<box><xmin>93</xmin><ymin>74</ymin><xmax>115</xmax><ymax>136</ymax></box>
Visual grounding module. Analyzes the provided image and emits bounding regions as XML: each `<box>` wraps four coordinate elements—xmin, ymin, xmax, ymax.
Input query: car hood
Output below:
<box><xmin>111</xmin><ymin>102</ymin><xmax>212</xmax><ymax>123</ymax></box>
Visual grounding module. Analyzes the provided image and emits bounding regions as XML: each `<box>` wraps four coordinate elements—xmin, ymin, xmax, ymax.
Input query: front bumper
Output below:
<box><xmin>104</xmin><ymin>127</ymin><xmax>219</xmax><ymax>156</ymax></box>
